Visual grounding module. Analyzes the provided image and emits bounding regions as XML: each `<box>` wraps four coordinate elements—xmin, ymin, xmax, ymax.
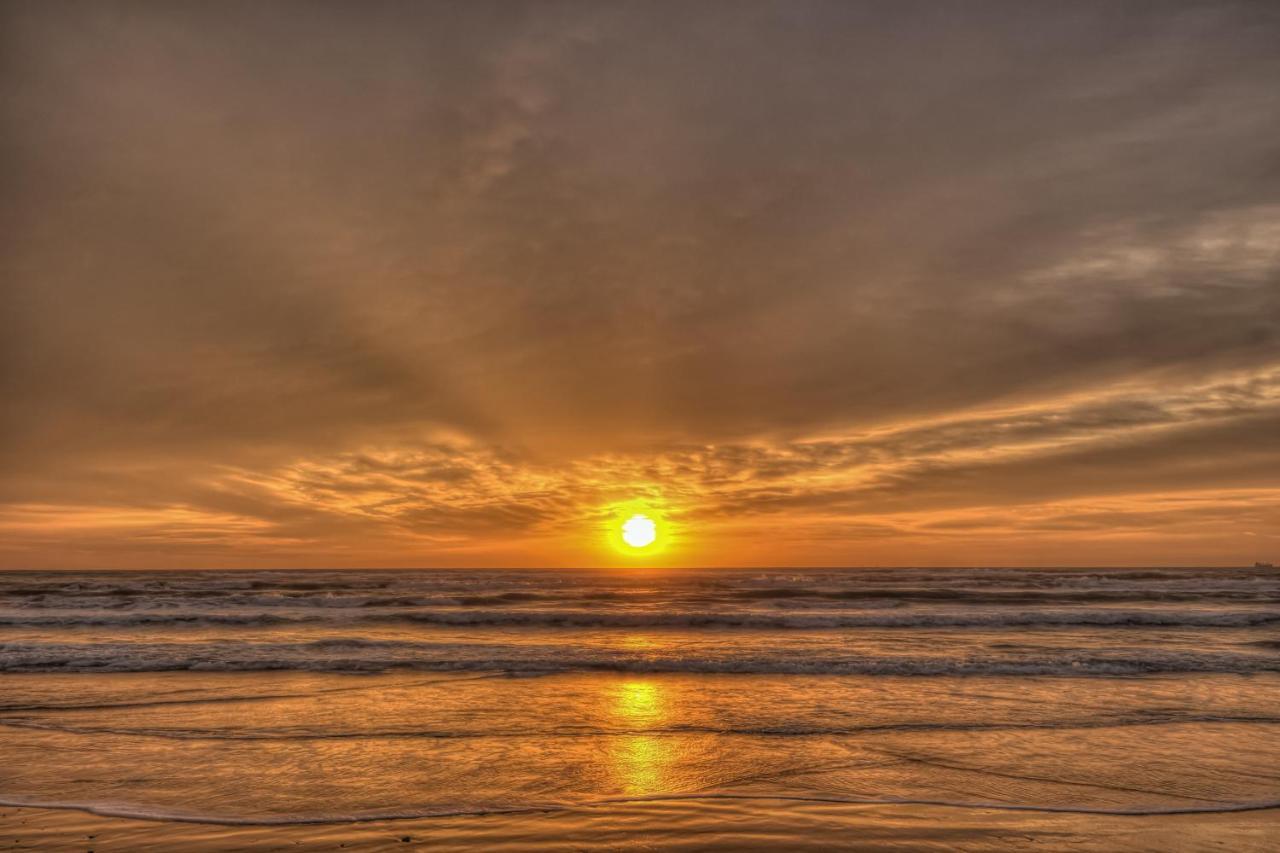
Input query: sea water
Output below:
<box><xmin>0</xmin><ymin>568</ymin><xmax>1278</xmax><ymax>838</ymax></box>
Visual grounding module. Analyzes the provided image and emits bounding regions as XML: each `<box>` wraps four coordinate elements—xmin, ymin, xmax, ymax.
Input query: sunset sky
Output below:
<box><xmin>2</xmin><ymin>1</ymin><xmax>1278</xmax><ymax>569</ymax></box>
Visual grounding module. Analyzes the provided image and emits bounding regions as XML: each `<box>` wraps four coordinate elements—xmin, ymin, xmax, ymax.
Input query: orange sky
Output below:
<box><xmin>2</xmin><ymin>2</ymin><xmax>1278</xmax><ymax>568</ymax></box>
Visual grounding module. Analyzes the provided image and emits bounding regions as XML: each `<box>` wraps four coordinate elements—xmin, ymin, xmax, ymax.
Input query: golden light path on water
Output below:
<box><xmin>609</xmin><ymin>678</ymin><xmax>676</xmax><ymax>796</ymax></box>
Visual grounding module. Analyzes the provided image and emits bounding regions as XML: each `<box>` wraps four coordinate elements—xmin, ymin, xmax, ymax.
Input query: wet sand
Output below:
<box><xmin>3</xmin><ymin>670</ymin><xmax>1280</xmax><ymax>850</ymax></box>
<box><xmin>3</xmin><ymin>800</ymin><xmax>1278</xmax><ymax>852</ymax></box>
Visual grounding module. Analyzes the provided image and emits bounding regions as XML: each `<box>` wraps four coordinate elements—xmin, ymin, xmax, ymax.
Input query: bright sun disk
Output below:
<box><xmin>621</xmin><ymin>514</ymin><xmax>657</xmax><ymax>548</ymax></box>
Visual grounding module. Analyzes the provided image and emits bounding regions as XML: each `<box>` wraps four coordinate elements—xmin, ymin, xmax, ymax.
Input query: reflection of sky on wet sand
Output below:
<box><xmin>608</xmin><ymin>679</ymin><xmax>676</xmax><ymax>796</ymax></box>
<box><xmin>3</xmin><ymin>671</ymin><xmax>1279</xmax><ymax>828</ymax></box>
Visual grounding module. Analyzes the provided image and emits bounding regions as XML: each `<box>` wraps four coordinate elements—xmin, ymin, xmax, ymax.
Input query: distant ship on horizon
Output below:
<box><xmin>1255</xmin><ymin>561</ymin><xmax>1275</xmax><ymax>569</ymax></box>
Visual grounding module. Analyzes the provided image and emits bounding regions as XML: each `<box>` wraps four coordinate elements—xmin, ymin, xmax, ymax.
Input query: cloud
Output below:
<box><xmin>3</xmin><ymin>362</ymin><xmax>1277</xmax><ymax>567</ymax></box>
<box><xmin>2</xmin><ymin>1</ymin><xmax>1278</xmax><ymax>566</ymax></box>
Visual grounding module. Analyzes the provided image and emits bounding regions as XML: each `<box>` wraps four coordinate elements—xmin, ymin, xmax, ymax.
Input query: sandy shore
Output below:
<box><xmin>3</xmin><ymin>799</ymin><xmax>1278</xmax><ymax>852</ymax></box>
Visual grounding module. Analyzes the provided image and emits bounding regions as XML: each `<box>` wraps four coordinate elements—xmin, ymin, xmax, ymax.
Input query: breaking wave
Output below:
<box><xmin>2</xmin><ymin>637</ymin><xmax>1278</xmax><ymax>675</ymax></box>
<box><xmin>1</xmin><ymin>606</ymin><xmax>1277</xmax><ymax>630</ymax></box>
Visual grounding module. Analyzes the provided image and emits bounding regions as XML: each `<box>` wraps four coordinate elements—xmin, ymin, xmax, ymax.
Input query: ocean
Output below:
<box><xmin>1</xmin><ymin>567</ymin><xmax>1278</xmax><ymax>850</ymax></box>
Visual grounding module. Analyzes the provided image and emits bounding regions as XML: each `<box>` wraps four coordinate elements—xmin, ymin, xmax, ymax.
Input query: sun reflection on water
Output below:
<box><xmin>608</xmin><ymin>678</ymin><xmax>675</xmax><ymax>796</ymax></box>
<box><xmin>618</xmin><ymin>634</ymin><xmax>659</xmax><ymax>651</ymax></box>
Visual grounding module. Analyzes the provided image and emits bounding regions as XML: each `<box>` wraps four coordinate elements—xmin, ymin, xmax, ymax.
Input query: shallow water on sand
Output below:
<box><xmin>2</xmin><ymin>672</ymin><xmax>1279</xmax><ymax>825</ymax></box>
<box><xmin>1</xmin><ymin>569</ymin><xmax>1278</xmax><ymax>848</ymax></box>
<box><xmin>4</xmin><ymin>798</ymin><xmax>1280</xmax><ymax>852</ymax></box>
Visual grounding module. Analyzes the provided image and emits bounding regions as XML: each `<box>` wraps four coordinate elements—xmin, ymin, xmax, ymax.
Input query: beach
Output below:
<box><xmin>9</xmin><ymin>0</ymin><xmax>1280</xmax><ymax>846</ymax></box>
<box><xmin>2</xmin><ymin>569</ymin><xmax>1278</xmax><ymax>849</ymax></box>
<box><xmin>5</xmin><ymin>797</ymin><xmax>1280</xmax><ymax>851</ymax></box>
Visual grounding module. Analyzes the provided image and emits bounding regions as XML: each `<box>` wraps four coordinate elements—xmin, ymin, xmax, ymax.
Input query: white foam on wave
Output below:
<box><xmin>2</xmin><ymin>637</ymin><xmax>1277</xmax><ymax>676</ymax></box>
<box><xmin>1</xmin><ymin>606</ymin><xmax>1278</xmax><ymax>630</ymax></box>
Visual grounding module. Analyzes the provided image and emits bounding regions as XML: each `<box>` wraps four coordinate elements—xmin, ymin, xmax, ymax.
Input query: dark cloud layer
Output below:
<box><xmin>2</xmin><ymin>1</ymin><xmax>1278</xmax><ymax>566</ymax></box>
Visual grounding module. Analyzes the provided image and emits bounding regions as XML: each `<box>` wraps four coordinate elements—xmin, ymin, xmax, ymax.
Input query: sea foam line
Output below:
<box><xmin>1</xmin><ymin>606</ymin><xmax>1278</xmax><ymax>629</ymax></box>
<box><xmin>4</xmin><ymin>713</ymin><xmax>1279</xmax><ymax>742</ymax></box>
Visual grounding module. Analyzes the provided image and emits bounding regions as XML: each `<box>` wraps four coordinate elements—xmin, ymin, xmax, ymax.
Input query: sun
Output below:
<box><xmin>621</xmin><ymin>514</ymin><xmax>657</xmax><ymax>548</ymax></box>
<box><xmin>605</xmin><ymin>502</ymin><xmax>671</xmax><ymax>557</ymax></box>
